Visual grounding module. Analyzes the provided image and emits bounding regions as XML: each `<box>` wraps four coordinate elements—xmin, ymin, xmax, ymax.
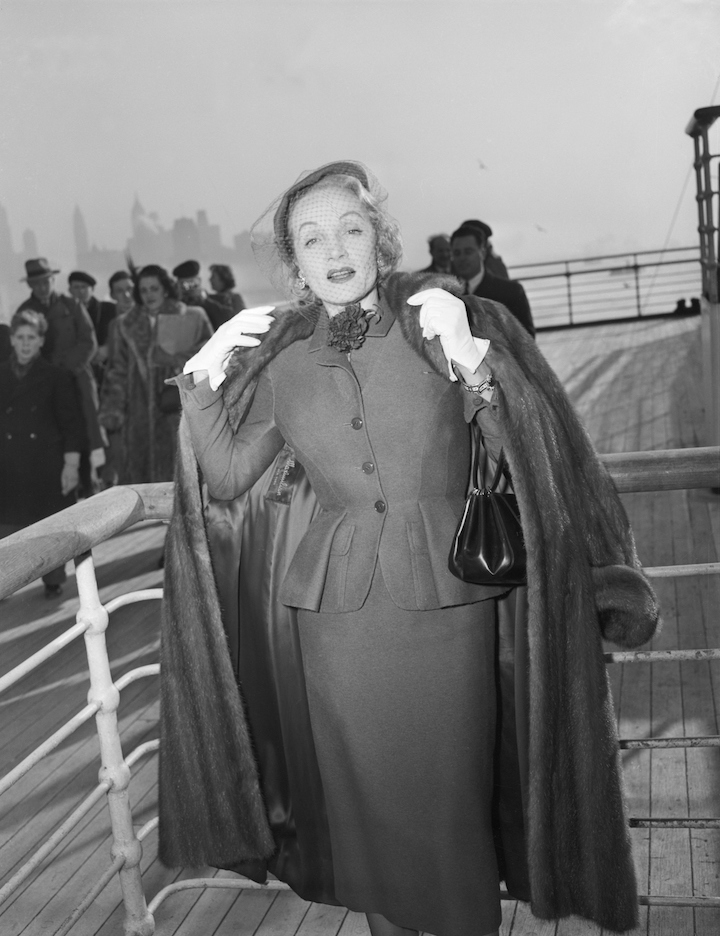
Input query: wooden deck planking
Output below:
<box><xmin>0</xmin><ymin>315</ymin><xmax>718</xmax><ymax>935</ymax></box>
<box><xmin>0</xmin><ymin>707</ymin><xmax>160</xmax><ymax>932</ymax></box>
<box><xmin>614</xmin><ymin>334</ymin><xmax>658</xmax><ymax>936</ymax></box>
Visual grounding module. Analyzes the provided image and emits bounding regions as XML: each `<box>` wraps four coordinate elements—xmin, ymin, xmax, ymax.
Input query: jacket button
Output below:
<box><xmin>374</xmin><ymin>500</ymin><xmax>386</xmax><ymax>513</ymax></box>
<box><xmin>362</xmin><ymin>461</ymin><xmax>375</xmax><ymax>474</ymax></box>
<box><xmin>351</xmin><ymin>417</ymin><xmax>363</xmax><ymax>430</ymax></box>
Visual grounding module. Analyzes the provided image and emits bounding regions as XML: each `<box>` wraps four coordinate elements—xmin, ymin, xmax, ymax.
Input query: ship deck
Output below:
<box><xmin>0</xmin><ymin>313</ymin><xmax>718</xmax><ymax>935</ymax></box>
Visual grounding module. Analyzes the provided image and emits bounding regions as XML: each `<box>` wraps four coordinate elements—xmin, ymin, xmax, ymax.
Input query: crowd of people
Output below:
<box><xmin>0</xmin><ymin>257</ymin><xmax>244</xmax><ymax>594</ymax></box>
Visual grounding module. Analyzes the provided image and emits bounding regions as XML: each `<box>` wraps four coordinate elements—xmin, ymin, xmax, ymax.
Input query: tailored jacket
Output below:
<box><xmin>159</xmin><ymin>272</ymin><xmax>661</xmax><ymax>933</ymax></box>
<box><xmin>178</xmin><ymin>299</ymin><xmax>506</xmax><ymax>614</ymax></box>
<box><xmin>470</xmin><ymin>270</ymin><xmax>535</xmax><ymax>337</ymax></box>
<box><xmin>0</xmin><ymin>356</ymin><xmax>85</xmax><ymax>526</ymax></box>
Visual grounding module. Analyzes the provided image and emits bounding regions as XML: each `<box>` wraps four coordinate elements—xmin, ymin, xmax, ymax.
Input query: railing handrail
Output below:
<box><xmin>0</xmin><ymin>448</ymin><xmax>718</xmax><ymax>602</ymax></box>
<box><xmin>0</xmin><ymin>483</ymin><xmax>173</xmax><ymax>601</ymax></box>
<box><xmin>513</xmin><ymin>255</ymin><xmax>700</xmax><ymax>284</ymax></box>
<box><xmin>508</xmin><ymin>244</ymin><xmax>699</xmax><ymax>272</ymax></box>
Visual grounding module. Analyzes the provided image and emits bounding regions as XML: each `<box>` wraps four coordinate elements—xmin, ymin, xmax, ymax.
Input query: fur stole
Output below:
<box><xmin>160</xmin><ymin>271</ymin><xmax>660</xmax><ymax>932</ymax></box>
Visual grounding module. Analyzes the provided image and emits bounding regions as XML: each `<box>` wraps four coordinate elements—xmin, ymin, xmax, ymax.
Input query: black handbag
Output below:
<box><xmin>449</xmin><ymin>424</ymin><xmax>527</xmax><ymax>585</ymax></box>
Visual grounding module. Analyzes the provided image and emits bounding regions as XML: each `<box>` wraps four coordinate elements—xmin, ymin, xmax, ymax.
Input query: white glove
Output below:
<box><xmin>183</xmin><ymin>307</ymin><xmax>275</xmax><ymax>390</ymax></box>
<box><xmin>61</xmin><ymin>455</ymin><xmax>80</xmax><ymax>496</ymax></box>
<box><xmin>90</xmin><ymin>447</ymin><xmax>106</xmax><ymax>468</ymax></box>
<box><xmin>406</xmin><ymin>288</ymin><xmax>489</xmax><ymax>381</ymax></box>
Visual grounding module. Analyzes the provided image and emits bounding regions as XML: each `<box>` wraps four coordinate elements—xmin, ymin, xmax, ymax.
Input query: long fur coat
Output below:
<box><xmin>99</xmin><ymin>301</ymin><xmax>212</xmax><ymax>482</ymax></box>
<box><xmin>160</xmin><ymin>271</ymin><xmax>660</xmax><ymax>933</ymax></box>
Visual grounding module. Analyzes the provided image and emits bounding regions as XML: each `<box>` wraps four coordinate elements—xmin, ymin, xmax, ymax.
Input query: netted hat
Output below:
<box><xmin>250</xmin><ymin>160</ymin><xmax>402</xmax><ymax>310</ymax></box>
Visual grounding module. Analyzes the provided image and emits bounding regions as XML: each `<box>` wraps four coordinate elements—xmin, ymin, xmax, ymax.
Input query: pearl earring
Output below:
<box><xmin>297</xmin><ymin>272</ymin><xmax>306</xmax><ymax>289</ymax></box>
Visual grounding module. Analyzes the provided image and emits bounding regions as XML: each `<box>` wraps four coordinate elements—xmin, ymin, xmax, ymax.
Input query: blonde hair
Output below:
<box><xmin>11</xmin><ymin>309</ymin><xmax>48</xmax><ymax>336</ymax></box>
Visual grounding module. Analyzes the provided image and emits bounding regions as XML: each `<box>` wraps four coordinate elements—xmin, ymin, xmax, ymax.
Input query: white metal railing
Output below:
<box><xmin>0</xmin><ymin>450</ymin><xmax>719</xmax><ymax>933</ymax></box>
<box><xmin>508</xmin><ymin>245</ymin><xmax>701</xmax><ymax>328</ymax></box>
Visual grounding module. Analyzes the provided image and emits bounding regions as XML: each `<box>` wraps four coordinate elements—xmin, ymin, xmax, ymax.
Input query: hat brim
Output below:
<box><xmin>22</xmin><ymin>270</ymin><xmax>59</xmax><ymax>282</ymax></box>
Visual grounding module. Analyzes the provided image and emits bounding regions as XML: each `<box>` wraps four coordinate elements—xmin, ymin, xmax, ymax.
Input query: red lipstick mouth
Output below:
<box><xmin>327</xmin><ymin>267</ymin><xmax>355</xmax><ymax>283</ymax></box>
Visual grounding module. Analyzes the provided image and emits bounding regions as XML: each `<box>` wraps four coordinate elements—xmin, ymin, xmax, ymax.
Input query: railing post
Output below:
<box><xmin>564</xmin><ymin>261</ymin><xmax>573</xmax><ymax>326</ymax></box>
<box><xmin>76</xmin><ymin>551</ymin><xmax>154</xmax><ymax>936</ymax></box>
<box><xmin>686</xmin><ymin>105</ymin><xmax>720</xmax><ymax>446</ymax></box>
<box><xmin>633</xmin><ymin>253</ymin><xmax>642</xmax><ymax>317</ymax></box>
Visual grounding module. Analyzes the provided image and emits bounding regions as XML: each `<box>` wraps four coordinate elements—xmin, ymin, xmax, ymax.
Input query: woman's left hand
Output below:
<box><xmin>407</xmin><ymin>288</ymin><xmax>489</xmax><ymax>379</ymax></box>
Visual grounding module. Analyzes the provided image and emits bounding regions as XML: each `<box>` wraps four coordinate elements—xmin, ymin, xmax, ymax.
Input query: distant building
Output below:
<box><xmin>0</xmin><ymin>203</ymin><xmax>41</xmax><ymax>321</ymax></box>
<box><xmin>73</xmin><ymin>205</ymin><xmax>89</xmax><ymax>257</ymax></box>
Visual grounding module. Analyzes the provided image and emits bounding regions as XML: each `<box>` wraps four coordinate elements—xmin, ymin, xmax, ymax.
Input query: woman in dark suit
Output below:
<box><xmin>0</xmin><ymin>310</ymin><xmax>84</xmax><ymax>597</ymax></box>
<box><xmin>160</xmin><ymin>162</ymin><xmax>659</xmax><ymax>936</ymax></box>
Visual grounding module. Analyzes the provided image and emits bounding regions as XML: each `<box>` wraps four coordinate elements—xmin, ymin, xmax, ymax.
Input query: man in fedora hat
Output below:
<box><xmin>17</xmin><ymin>259</ymin><xmax>106</xmax><ymax>489</ymax></box>
<box><xmin>173</xmin><ymin>259</ymin><xmax>230</xmax><ymax>331</ymax></box>
<box><xmin>19</xmin><ymin>259</ymin><xmax>97</xmax><ymax>362</ymax></box>
<box><xmin>451</xmin><ymin>223</ymin><xmax>535</xmax><ymax>337</ymax></box>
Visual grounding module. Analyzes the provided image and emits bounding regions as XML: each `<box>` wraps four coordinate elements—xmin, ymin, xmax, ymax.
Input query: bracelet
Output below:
<box><xmin>462</xmin><ymin>374</ymin><xmax>495</xmax><ymax>394</ymax></box>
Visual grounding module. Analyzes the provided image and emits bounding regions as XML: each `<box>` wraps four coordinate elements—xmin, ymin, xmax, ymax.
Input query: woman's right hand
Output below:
<box><xmin>183</xmin><ymin>306</ymin><xmax>275</xmax><ymax>390</ymax></box>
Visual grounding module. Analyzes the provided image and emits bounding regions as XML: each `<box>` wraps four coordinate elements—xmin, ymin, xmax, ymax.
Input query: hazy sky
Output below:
<box><xmin>1</xmin><ymin>0</ymin><xmax>718</xmax><ymax>277</ymax></box>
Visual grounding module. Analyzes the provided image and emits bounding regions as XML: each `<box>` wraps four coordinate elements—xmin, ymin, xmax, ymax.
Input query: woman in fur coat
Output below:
<box><xmin>99</xmin><ymin>265</ymin><xmax>212</xmax><ymax>483</ymax></box>
<box><xmin>160</xmin><ymin>162</ymin><xmax>660</xmax><ymax>936</ymax></box>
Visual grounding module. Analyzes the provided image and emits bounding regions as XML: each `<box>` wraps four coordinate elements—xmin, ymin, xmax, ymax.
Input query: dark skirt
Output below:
<box><xmin>209</xmin><ymin>451</ymin><xmax>529</xmax><ymax>931</ymax></box>
<box><xmin>297</xmin><ymin>573</ymin><xmax>503</xmax><ymax>936</ymax></box>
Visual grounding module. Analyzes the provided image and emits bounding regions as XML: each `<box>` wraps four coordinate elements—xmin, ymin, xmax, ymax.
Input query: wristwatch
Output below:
<box><xmin>462</xmin><ymin>374</ymin><xmax>495</xmax><ymax>395</ymax></box>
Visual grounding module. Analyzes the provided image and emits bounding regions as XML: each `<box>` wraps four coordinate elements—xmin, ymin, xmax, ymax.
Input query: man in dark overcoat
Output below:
<box><xmin>451</xmin><ymin>223</ymin><xmax>535</xmax><ymax>337</ymax></box>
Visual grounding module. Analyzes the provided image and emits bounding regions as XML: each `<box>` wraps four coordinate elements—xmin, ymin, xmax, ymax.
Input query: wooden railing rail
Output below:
<box><xmin>0</xmin><ymin>483</ymin><xmax>173</xmax><ymax>601</ymax></box>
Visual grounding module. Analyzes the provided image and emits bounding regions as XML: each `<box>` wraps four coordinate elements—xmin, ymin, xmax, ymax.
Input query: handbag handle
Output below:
<box><xmin>470</xmin><ymin>421</ymin><xmax>510</xmax><ymax>493</ymax></box>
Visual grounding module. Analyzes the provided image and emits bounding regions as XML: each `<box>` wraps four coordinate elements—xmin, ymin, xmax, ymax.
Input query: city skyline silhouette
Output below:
<box><xmin>0</xmin><ymin>199</ymin><xmax>271</xmax><ymax>319</ymax></box>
